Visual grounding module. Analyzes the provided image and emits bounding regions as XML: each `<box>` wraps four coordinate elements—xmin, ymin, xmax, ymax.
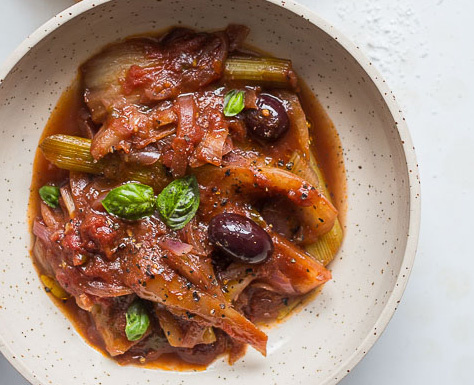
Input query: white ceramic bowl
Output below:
<box><xmin>0</xmin><ymin>0</ymin><xmax>420</xmax><ymax>384</ymax></box>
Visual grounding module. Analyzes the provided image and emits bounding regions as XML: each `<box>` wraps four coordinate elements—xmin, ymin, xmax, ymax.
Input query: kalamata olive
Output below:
<box><xmin>208</xmin><ymin>213</ymin><xmax>274</xmax><ymax>264</ymax></box>
<box><xmin>243</xmin><ymin>93</ymin><xmax>289</xmax><ymax>142</ymax></box>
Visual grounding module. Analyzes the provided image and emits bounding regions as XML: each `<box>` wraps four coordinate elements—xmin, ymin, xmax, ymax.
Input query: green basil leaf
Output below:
<box><xmin>223</xmin><ymin>89</ymin><xmax>245</xmax><ymax>117</ymax></box>
<box><xmin>125</xmin><ymin>301</ymin><xmax>150</xmax><ymax>341</ymax></box>
<box><xmin>102</xmin><ymin>183</ymin><xmax>155</xmax><ymax>220</ymax></box>
<box><xmin>156</xmin><ymin>175</ymin><xmax>200</xmax><ymax>230</ymax></box>
<box><xmin>39</xmin><ymin>185</ymin><xmax>60</xmax><ymax>208</ymax></box>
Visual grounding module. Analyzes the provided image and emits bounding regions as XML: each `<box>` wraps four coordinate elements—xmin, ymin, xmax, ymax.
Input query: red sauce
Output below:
<box><xmin>28</xmin><ymin>29</ymin><xmax>346</xmax><ymax>370</ymax></box>
<box><xmin>300</xmin><ymin>82</ymin><xmax>347</xmax><ymax>223</ymax></box>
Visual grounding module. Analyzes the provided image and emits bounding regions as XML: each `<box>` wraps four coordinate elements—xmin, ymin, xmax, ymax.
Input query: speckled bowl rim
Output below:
<box><xmin>0</xmin><ymin>0</ymin><xmax>421</xmax><ymax>384</ymax></box>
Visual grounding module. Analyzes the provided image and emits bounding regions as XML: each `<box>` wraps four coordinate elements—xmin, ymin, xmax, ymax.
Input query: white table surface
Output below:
<box><xmin>0</xmin><ymin>0</ymin><xmax>472</xmax><ymax>384</ymax></box>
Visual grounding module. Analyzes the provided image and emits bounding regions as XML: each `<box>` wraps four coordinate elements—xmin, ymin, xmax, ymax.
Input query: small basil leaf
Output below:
<box><xmin>102</xmin><ymin>183</ymin><xmax>155</xmax><ymax>220</ymax></box>
<box><xmin>156</xmin><ymin>175</ymin><xmax>200</xmax><ymax>230</ymax></box>
<box><xmin>125</xmin><ymin>301</ymin><xmax>150</xmax><ymax>341</ymax></box>
<box><xmin>39</xmin><ymin>185</ymin><xmax>60</xmax><ymax>208</ymax></box>
<box><xmin>223</xmin><ymin>89</ymin><xmax>245</xmax><ymax>117</ymax></box>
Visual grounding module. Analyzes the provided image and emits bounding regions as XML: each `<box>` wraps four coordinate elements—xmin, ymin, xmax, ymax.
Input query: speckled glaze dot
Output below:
<box><xmin>0</xmin><ymin>1</ymin><xmax>419</xmax><ymax>385</ymax></box>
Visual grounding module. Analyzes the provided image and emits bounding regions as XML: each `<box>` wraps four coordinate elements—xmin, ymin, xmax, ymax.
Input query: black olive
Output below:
<box><xmin>208</xmin><ymin>213</ymin><xmax>274</xmax><ymax>264</ymax></box>
<box><xmin>243</xmin><ymin>93</ymin><xmax>290</xmax><ymax>142</ymax></box>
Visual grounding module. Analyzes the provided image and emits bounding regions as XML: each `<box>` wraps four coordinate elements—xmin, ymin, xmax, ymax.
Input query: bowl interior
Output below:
<box><xmin>0</xmin><ymin>0</ymin><xmax>417</xmax><ymax>384</ymax></box>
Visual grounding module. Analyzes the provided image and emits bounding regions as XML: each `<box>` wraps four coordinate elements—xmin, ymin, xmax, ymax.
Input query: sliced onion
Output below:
<box><xmin>192</xmin><ymin>126</ymin><xmax>229</xmax><ymax>167</ymax></box>
<box><xmin>60</xmin><ymin>186</ymin><xmax>76</xmax><ymax>218</ymax></box>
<box><xmin>126</xmin><ymin>149</ymin><xmax>161</xmax><ymax>166</ymax></box>
<box><xmin>75</xmin><ymin>294</ymin><xmax>95</xmax><ymax>311</ymax></box>
<box><xmin>33</xmin><ymin>220</ymin><xmax>52</xmax><ymax>243</ymax></box>
<box><xmin>158</xmin><ymin>238</ymin><xmax>193</xmax><ymax>256</ymax></box>
<box><xmin>83</xmin><ymin>281</ymin><xmax>133</xmax><ymax>298</ymax></box>
<box><xmin>178</xmin><ymin>219</ymin><xmax>212</xmax><ymax>257</ymax></box>
<box><xmin>32</xmin><ymin>238</ymin><xmax>54</xmax><ymax>276</ymax></box>
<box><xmin>69</xmin><ymin>172</ymin><xmax>90</xmax><ymax>208</ymax></box>
<box><xmin>40</xmin><ymin>202</ymin><xmax>61</xmax><ymax>228</ymax></box>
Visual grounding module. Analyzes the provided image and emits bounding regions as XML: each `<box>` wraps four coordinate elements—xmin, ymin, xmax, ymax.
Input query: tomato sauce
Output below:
<box><xmin>28</xmin><ymin>28</ymin><xmax>346</xmax><ymax>370</ymax></box>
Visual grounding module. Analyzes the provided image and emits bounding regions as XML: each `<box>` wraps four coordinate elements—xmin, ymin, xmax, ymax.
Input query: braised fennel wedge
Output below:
<box><xmin>289</xmin><ymin>151</ymin><xmax>344</xmax><ymax>266</ymax></box>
